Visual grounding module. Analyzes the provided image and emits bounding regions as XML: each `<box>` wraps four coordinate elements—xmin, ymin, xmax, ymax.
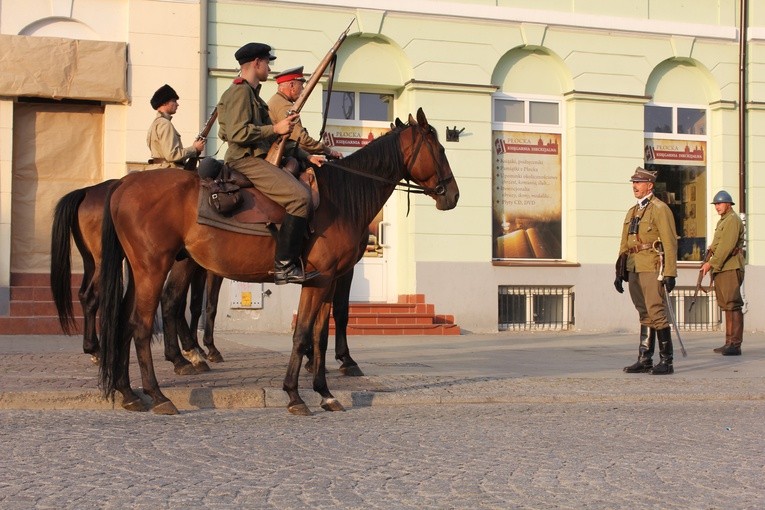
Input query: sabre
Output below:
<box><xmin>653</xmin><ymin>239</ymin><xmax>687</xmax><ymax>357</ymax></box>
<box><xmin>664</xmin><ymin>284</ymin><xmax>688</xmax><ymax>358</ymax></box>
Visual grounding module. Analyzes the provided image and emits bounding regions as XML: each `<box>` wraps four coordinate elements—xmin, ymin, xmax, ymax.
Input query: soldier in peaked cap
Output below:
<box><xmin>701</xmin><ymin>190</ymin><xmax>746</xmax><ymax>355</ymax></box>
<box><xmin>615</xmin><ymin>166</ymin><xmax>679</xmax><ymax>375</ymax></box>
<box><xmin>216</xmin><ymin>43</ymin><xmax>326</xmax><ymax>285</ymax></box>
<box><xmin>146</xmin><ymin>84</ymin><xmax>205</xmax><ymax>170</ymax></box>
<box><xmin>268</xmin><ymin>65</ymin><xmax>343</xmax><ymax>161</ymax></box>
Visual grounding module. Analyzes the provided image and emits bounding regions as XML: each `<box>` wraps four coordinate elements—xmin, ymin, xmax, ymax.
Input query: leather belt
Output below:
<box><xmin>628</xmin><ymin>243</ymin><xmax>653</xmax><ymax>254</ymax></box>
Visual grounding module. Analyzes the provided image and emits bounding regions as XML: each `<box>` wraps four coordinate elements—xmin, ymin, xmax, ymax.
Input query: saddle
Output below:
<box><xmin>196</xmin><ymin>157</ymin><xmax>319</xmax><ymax>236</ymax></box>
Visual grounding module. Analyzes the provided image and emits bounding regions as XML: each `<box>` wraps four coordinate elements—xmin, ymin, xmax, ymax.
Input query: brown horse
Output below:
<box><xmin>97</xmin><ymin>108</ymin><xmax>459</xmax><ymax>415</ymax></box>
<box><xmin>50</xmin><ymin>180</ymin><xmax>364</xmax><ymax>376</ymax></box>
<box><xmin>50</xmin><ymin>180</ymin><xmax>221</xmax><ymax>373</ymax></box>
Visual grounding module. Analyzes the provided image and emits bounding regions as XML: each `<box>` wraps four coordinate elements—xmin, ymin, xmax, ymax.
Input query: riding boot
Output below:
<box><xmin>623</xmin><ymin>325</ymin><xmax>655</xmax><ymax>373</ymax></box>
<box><xmin>274</xmin><ymin>214</ymin><xmax>320</xmax><ymax>285</ymax></box>
<box><xmin>722</xmin><ymin>309</ymin><xmax>743</xmax><ymax>356</ymax></box>
<box><xmin>650</xmin><ymin>327</ymin><xmax>674</xmax><ymax>375</ymax></box>
<box><xmin>714</xmin><ymin>311</ymin><xmax>733</xmax><ymax>353</ymax></box>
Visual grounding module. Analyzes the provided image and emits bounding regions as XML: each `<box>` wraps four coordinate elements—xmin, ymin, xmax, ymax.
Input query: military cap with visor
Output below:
<box><xmin>275</xmin><ymin>66</ymin><xmax>306</xmax><ymax>84</ymax></box>
<box><xmin>629</xmin><ymin>166</ymin><xmax>657</xmax><ymax>183</ymax></box>
<box><xmin>235</xmin><ymin>42</ymin><xmax>276</xmax><ymax>65</ymax></box>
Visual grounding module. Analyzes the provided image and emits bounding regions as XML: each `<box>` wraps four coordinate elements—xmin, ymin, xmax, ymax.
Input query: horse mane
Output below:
<box><xmin>316</xmin><ymin>123</ymin><xmax>408</xmax><ymax>222</ymax></box>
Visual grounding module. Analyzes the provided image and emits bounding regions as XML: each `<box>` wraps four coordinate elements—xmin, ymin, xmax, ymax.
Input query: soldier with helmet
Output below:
<box><xmin>216</xmin><ymin>42</ymin><xmax>326</xmax><ymax>285</ymax></box>
<box><xmin>701</xmin><ymin>190</ymin><xmax>746</xmax><ymax>355</ymax></box>
<box><xmin>615</xmin><ymin>167</ymin><xmax>678</xmax><ymax>375</ymax></box>
<box><xmin>146</xmin><ymin>84</ymin><xmax>205</xmax><ymax>170</ymax></box>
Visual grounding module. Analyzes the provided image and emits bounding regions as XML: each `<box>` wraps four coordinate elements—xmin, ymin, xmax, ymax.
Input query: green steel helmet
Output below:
<box><xmin>711</xmin><ymin>190</ymin><xmax>734</xmax><ymax>205</ymax></box>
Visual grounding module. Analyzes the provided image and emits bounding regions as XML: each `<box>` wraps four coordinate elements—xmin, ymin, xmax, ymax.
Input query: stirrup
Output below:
<box><xmin>273</xmin><ymin>259</ymin><xmax>320</xmax><ymax>285</ymax></box>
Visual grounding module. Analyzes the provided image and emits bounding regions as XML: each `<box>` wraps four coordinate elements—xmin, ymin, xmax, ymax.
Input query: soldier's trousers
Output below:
<box><xmin>628</xmin><ymin>271</ymin><xmax>670</xmax><ymax>330</ymax></box>
<box><xmin>228</xmin><ymin>155</ymin><xmax>311</xmax><ymax>218</ymax></box>
<box><xmin>713</xmin><ymin>269</ymin><xmax>744</xmax><ymax>311</ymax></box>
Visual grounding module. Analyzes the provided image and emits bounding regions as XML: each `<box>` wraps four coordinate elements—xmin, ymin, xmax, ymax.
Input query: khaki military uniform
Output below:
<box><xmin>709</xmin><ymin>209</ymin><xmax>745</xmax><ymax>311</ymax></box>
<box><xmin>619</xmin><ymin>195</ymin><xmax>678</xmax><ymax>330</ymax></box>
<box><xmin>146</xmin><ymin>112</ymin><xmax>197</xmax><ymax>170</ymax></box>
<box><xmin>217</xmin><ymin>79</ymin><xmax>311</xmax><ymax>218</ymax></box>
<box><xmin>268</xmin><ymin>91</ymin><xmax>331</xmax><ymax>156</ymax></box>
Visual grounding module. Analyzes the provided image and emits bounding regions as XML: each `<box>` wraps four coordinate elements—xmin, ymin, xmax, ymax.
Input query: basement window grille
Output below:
<box><xmin>498</xmin><ymin>286</ymin><xmax>574</xmax><ymax>331</ymax></box>
<box><xmin>669</xmin><ymin>286</ymin><xmax>721</xmax><ymax>331</ymax></box>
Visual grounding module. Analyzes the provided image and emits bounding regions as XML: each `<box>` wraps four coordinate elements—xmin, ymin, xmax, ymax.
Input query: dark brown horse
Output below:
<box><xmin>50</xmin><ymin>180</ymin><xmax>364</xmax><ymax>376</ymax></box>
<box><xmin>97</xmin><ymin>108</ymin><xmax>458</xmax><ymax>415</ymax></box>
<box><xmin>50</xmin><ymin>180</ymin><xmax>221</xmax><ymax>373</ymax></box>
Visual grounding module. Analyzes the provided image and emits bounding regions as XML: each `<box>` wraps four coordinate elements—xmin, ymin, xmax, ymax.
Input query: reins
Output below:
<box><xmin>320</xmin><ymin>124</ymin><xmax>452</xmax><ymax>197</ymax></box>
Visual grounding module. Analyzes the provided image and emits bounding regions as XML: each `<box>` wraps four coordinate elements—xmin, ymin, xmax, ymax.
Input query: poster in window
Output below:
<box><xmin>492</xmin><ymin>131</ymin><xmax>562</xmax><ymax>259</ymax></box>
<box><xmin>323</xmin><ymin>123</ymin><xmax>391</xmax><ymax>257</ymax></box>
<box><xmin>644</xmin><ymin>139</ymin><xmax>706</xmax><ymax>166</ymax></box>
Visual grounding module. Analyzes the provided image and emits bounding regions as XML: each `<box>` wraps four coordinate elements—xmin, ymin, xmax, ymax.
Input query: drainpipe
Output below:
<box><xmin>739</xmin><ymin>0</ymin><xmax>748</xmax><ymax>216</ymax></box>
<box><xmin>200</xmin><ymin>0</ymin><xmax>209</xmax><ymax>142</ymax></box>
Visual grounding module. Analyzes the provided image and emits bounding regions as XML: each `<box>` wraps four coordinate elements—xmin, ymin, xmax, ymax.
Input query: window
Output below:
<box><xmin>498</xmin><ymin>286</ymin><xmax>574</xmax><ymax>331</ymax></box>
<box><xmin>492</xmin><ymin>95</ymin><xmax>563</xmax><ymax>261</ymax></box>
<box><xmin>323</xmin><ymin>91</ymin><xmax>393</xmax><ymax>122</ymax></box>
<box><xmin>644</xmin><ymin>103</ymin><xmax>709</xmax><ymax>261</ymax></box>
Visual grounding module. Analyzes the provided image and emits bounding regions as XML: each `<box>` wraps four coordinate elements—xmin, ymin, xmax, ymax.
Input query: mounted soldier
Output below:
<box><xmin>146</xmin><ymin>84</ymin><xmax>205</xmax><ymax>170</ymax></box>
<box><xmin>216</xmin><ymin>43</ymin><xmax>325</xmax><ymax>285</ymax></box>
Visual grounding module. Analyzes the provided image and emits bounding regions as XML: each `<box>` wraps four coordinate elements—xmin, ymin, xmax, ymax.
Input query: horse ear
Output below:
<box><xmin>408</xmin><ymin>113</ymin><xmax>416</xmax><ymax>125</ymax></box>
<box><xmin>416</xmin><ymin>107</ymin><xmax>428</xmax><ymax>128</ymax></box>
<box><xmin>394</xmin><ymin>118</ymin><xmax>405</xmax><ymax>128</ymax></box>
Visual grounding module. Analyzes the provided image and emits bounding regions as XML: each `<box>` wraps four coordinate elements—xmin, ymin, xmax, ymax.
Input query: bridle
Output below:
<box><xmin>322</xmin><ymin>122</ymin><xmax>453</xmax><ymax>197</ymax></box>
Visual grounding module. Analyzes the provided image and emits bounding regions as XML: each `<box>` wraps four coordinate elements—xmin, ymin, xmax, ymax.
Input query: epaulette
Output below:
<box><xmin>233</xmin><ymin>77</ymin><xmax>245</xmax><ymax>84</ymax></box>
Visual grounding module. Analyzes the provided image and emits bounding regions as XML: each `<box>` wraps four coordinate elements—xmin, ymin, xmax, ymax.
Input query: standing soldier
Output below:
<box><xmin>216</xmin><ymin>43</ymin><xmax>325</xmax><ymax>285</ymax></box>
<box><xmin>701</xmin><ymin>190</ymin><xmax>746</xmax><ymax>355</ymax></box>
<box><xmin>614</xmin><ymin>167</ymin><xmax>678</xmax><ymax>375</ymax></box>
<box><xmin>146</xmin><ymin>84</ymin><xmax>205</xmax><ymax>169</ymax></box>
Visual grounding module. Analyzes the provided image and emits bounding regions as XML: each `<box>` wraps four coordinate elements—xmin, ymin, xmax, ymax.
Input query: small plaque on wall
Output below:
<box><xmin>229</xmin><ymin>281</ymin><xmax>264</xmax><ymax>309</ymax></box>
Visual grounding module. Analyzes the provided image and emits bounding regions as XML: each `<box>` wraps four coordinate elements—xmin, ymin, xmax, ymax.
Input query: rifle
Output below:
<box><xmin>183</xmin><ymin>107</ymin><xmax>218</xmax><ymax>171</ymax></box>
<box><xmin>265</xmin><ymin>20</ymin><xmax>354</xmax><ymax>166</ymax></box>
<box><xmin>687</xmin><ymin>248</ymin><xmax>713</xmax><ymax>314</ymax></box>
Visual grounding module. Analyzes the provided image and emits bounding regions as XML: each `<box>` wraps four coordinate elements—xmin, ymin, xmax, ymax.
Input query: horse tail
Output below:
<box><xmin>50</xmin><ymin>187</ymin><xmax>88</xmax><ymax>334</ymax></box>
<box><xmin>98</xmin><ymin>181</ymin><xmax>127</xmax><ymax>401</ymax></box>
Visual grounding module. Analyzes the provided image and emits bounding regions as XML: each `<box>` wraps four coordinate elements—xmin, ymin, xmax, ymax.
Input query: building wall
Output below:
<box><xmin>206</xmin><ymin>0</ymin><xmax>765</xmax><ymax>333</ymax></box>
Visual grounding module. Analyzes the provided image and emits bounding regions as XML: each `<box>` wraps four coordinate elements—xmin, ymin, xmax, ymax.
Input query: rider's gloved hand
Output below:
<box><xmin>663</xmin><ymin>276</ymin><xmax>676</xmax><ymax>293</ymax></box>
<box><xmin>614</xmin><ymin>277</ymin><xmax>624</xmax><ymax>294</ymax></box>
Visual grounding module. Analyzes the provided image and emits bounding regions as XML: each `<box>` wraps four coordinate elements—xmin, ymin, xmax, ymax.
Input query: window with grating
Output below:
<box><xmin>498</xmin><ymin>286</ymin><xmax>574</xmax><ymax>331</ymax></box>
<box><xmin>669</xmin><ymin>287</ymin><xmax>722</xmax><ymax>331</ymax></box>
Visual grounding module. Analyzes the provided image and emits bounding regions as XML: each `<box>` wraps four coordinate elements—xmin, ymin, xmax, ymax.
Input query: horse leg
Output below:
<box><xmin>201</xmin><ymin>273</ymin><xmax>224</xmax><ymax>363</ymax></box>
<box><xmin>175</xmin><ymin>261</ymin><xmax>211</xmax><ymax>372</ymax></box>
<box><xmin>161</xmin><ymin>259</ymin><xmax>204</xmax><ymax>375</ymax></box>
<box><xmin>79</xmin><ymin>256</ymin><xmax>100</xmax><ymax>365</ymax></box>
<box><xmin>332</xmin><ymin>269</ymin><xmax>363</xmax><ymax>376</ymax></box>
<box><xmin>112</xmin><ymin>278</ymin><xmax>147</xmax><ymax>412</ymax></box>
<box><xmin>311</xmin><ymin>295</ymin><xmax>345</xmax><ymax>413</ymax></box>
<box><xmin>134</xmin><ymin>274</ymin><xmax>178</xmax><ymax>415</ymax></box>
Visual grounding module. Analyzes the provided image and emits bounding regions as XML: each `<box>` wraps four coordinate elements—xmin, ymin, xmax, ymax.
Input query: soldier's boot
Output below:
<box><xmin>721</xmin><ymin>309</ymin><xmax>743</xmax><ymax>356</ymax></box>
<box><xmin>623</xmin><ymin>325</ymin><xmax>655</xmax><ymax>373</ymax></box>
<box><xmin>713</xmin><ymin>311</ymin><xmax>733</xmax><ymax>353</ymax></box>
<box><xmin>650</xmin><ymin>327</ymin><xmax>674</xmax><ymax>375</ymax></box>
<box><xmin>273</xmin><ymin>214</ymin><xmax>320</xmax><ymax>286</ymax></box>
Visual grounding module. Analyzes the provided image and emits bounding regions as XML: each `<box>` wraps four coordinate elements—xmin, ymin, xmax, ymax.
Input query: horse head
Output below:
<box><xmin>399</xmin><ymin>108</ymin><xmax>460</xmax><ymax>211</ymax></box>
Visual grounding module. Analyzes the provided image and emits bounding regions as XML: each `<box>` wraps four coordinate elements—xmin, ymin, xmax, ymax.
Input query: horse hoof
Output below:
<box><xmin>89</xmin><ymin>354</ymin><xmax>99</xmax><ymax>365</ymax></box>
<box><xmin>152</xmin><ymin>401</ymin><xmax>179</xmax><ymax>415</ymax></box>
<box><xmin>288</xmin><ymin>404</ymin><xmax>313</xmax><ymax>416</ymax></box>
<box><xmin>122</xmin><ymin>398</ymin><xmax>148</xmax><ymax>412</ymax></box>
<box><xmin>174</xmin><ymin>363</ymin><xmax>197</xmax><ymax>376</ymax></box>
<box><xmin>206</xmin><ymin>351</ymin><xmax>224</xmax><ymax>363</ymax></box>
<box><xmin>320</xmin><ymin>398</ymin><xmax>345</xmax><ymax>412</ymax></box>
<box><xmin>340</xmin><ymin>365</ymin><xmax>364</xmax><ymax>377</ymax></box>
<box><xmin>193</xmin><ymin>361</ymin><xmax>211</xmax><ymax>373</ymax></box>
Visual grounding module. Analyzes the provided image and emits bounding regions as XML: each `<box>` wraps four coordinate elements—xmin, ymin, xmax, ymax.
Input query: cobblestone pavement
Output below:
<box><xmin>0</xmin><ymin>401</ymin><xmax>763</xmax><ymax>509</ymax></box>
<box><xmin>0</xmin><ymin>331</ymin><xmax>763</xmax><ymax>508</ymax></box>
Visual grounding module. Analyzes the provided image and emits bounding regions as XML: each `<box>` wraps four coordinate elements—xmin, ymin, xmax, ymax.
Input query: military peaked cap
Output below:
<box><xmin>235</xmin><ymin>42</ymin><xmax>276</xmax><ymax>65</ymax></box>
<box><xmin>150</xmin><ymin>84</ymin><xmax>178</xmax><ymax>110</ymax></box>
<box><xmin>275</xmin><ymin>66</ymin><xmax>306</xmax><ymax>84</ymax></box>
<box><xmin>629</xmin><ymin>167</ymin><xmax>657</xmax><ymax>183</ymax></box>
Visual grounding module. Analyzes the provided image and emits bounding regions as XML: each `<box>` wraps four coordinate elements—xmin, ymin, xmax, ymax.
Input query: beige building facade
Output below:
<box><xmin>1</xmin><ymin>0</ymin><xmax>763</xmax><ymax>334</ymax></box>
